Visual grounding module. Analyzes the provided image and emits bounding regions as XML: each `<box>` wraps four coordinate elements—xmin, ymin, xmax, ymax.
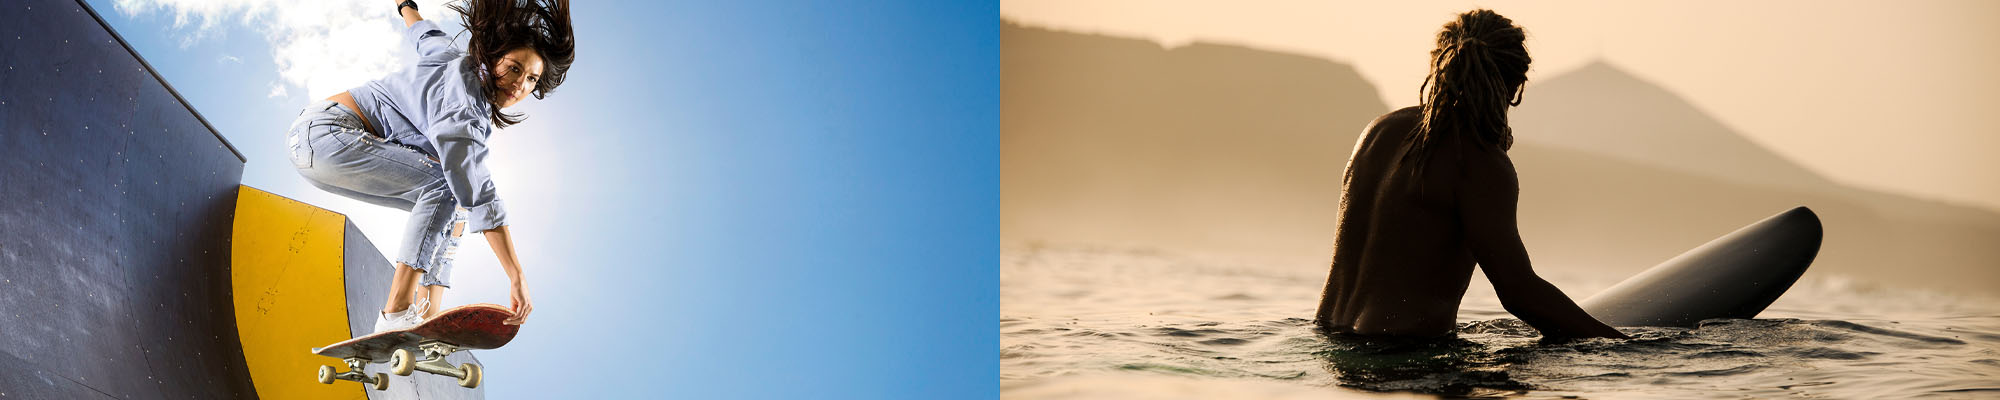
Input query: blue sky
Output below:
<box><xmin>88</xmin><ymin>0</ymin><xmax>997</xmax><ymax>398</ymax></box>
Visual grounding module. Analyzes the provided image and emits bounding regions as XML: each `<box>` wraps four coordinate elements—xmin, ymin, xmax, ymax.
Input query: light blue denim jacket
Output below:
<box><xmin>347</xmin><ymin>20</ymin><xmax>507</xmax><ymax>232</ymax></box>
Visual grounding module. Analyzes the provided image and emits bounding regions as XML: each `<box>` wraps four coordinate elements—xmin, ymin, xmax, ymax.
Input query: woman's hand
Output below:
<box><xmin>506</xmin><ymin>280</ymin><xmax>533</xmax><ymax>325</ymax></box>
<box><xmin>483</xmin><ymin>225</ymin><xmax>530</xmax><ymax>324</ymax></box>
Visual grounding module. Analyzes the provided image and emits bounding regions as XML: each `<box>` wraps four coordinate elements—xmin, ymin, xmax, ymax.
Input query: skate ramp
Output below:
<box><xmin>0</xmin><ymin>0</ymin><xmax>481</xmax><ymax>398</ymax></box>
<box><xmin>233</xmin><ymin>186</ymin><xmax>484</xmax><ymax>400</ymax></box>
<box><xmin>0</xmin><ymin>0</ymin><xmax>249</xmax><ymax>398</ymax></box>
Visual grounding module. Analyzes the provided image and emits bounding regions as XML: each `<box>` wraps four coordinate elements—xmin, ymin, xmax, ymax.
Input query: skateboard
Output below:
<box><xmin>311</xmin><ymin>303</ymin><xmax>519</xmax><ymax>390</ymax></box>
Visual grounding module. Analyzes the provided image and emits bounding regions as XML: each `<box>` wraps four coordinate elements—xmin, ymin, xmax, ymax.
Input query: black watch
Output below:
<box><xmin>398</xmin><ymin>0</ymin><xmax>418</xmax><ymax>13</ymax></box>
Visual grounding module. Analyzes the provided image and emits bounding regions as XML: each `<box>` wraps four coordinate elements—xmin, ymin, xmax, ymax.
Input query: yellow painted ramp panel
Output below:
<box><xmin>232</xmin><ymin>185</ymin><xmax>362</xmax><ymax>399</ymax></box>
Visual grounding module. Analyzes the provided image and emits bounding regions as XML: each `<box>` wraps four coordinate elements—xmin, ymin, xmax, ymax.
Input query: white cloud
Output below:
<box><xmin>110</xmin><ymin>1</ymin><xmax>562</xmax><ymax>308</ymax></box>
<box><xmin>217</xmin><ymin>54</ymin><xmax>240</xmax><ymax>64</ymax></box>
<box><xmin>113</xmin><ymin>0</ymin><xmax>463</xmax><ymax>99</ymax></box>
<box><xmin>116</xmin><ymin>0</ymin><xmax>469</xmax><ymax>270</ymax></box>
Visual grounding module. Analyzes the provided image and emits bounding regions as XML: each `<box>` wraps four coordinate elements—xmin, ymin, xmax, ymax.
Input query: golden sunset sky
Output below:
<box><xmin>1002</xmin><ymin>0</ymin><xmax>2000</xmax><ymax>213</ymax></box>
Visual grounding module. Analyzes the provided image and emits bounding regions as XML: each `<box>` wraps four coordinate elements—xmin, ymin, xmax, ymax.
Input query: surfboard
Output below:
<box><xmin>1579</xmin><ymin>206</ymin><xmax>1823</xmax><ymax>327</ymax></box>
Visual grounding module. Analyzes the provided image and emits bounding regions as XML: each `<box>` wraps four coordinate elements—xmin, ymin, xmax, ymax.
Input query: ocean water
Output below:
<box><xmin>1001</xmin><ymin>246</ymin><xmax>2000</xmax><ymax>399</ymax></box>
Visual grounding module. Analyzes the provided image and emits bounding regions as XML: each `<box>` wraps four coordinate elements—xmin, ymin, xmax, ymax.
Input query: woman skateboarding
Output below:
<box><xmin>285</xmin><ymin>0</ymin><xmax>573</xmax><ymax>332</ymax></box>
<box><xmin>1314</xmin><ymin>9</ymin><xmax>1625</xmax><ymax>341</ymax></box>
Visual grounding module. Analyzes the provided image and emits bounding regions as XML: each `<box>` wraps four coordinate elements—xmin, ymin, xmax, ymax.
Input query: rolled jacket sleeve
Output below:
<box><xmin>428</xmin><ymin>105</ymin><xmax>508</xmax><ymax>232</ymax></box>
<box><xmin>409</xmin><ymin>20</ymin><xmax>455</xmax><ymax>60</ymax></box>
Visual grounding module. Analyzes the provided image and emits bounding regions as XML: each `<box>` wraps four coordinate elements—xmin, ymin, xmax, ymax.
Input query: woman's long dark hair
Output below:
<box><xmin>1407</xmin><ymin>9</ymin><xmax>1529</xmax><ymax>174</ymax></box>
<box><xmin>450</xmin><ymin>0</ymin><xmax>574</xmax><ymax>129</ymax></box>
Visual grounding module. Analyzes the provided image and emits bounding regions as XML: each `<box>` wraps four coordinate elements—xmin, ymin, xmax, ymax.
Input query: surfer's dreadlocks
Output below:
<box><xmin>451</xmin><ymin>0</ymin><xmax>575</xmax><ymax>129</ymax></box>
<box><xmin>1408</xmin><ymin>9</ymin><xmax>1529</xmax><ymax>174</ymax></box>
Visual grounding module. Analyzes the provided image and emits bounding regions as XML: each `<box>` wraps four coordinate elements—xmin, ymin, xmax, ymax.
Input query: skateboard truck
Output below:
<box><xmin>310</xmin><ymin>304</ymin><xmax>515</xmax><ymax>390</ymax></box>
<box><xmin>390</xmin><ymin>340</ymin><xmax>483</xmax><ymax>388</ymax></box>
<box><xmin>316</xmin><ymin>358</ymin><xmax>390</xmax><ymax>391</ymax></box>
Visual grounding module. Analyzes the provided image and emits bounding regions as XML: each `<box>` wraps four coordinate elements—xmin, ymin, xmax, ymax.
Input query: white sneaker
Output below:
<box><xmin>373</xmin><ymin>296</ymin><xmax>429</xmax><ymax>333</ymax></box>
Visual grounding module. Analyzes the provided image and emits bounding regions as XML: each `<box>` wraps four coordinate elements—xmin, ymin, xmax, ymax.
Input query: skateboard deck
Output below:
<box><xmin>311</xmin><ymin>303</ymin><xmax>519</xmax><ymax>390</ymax></box>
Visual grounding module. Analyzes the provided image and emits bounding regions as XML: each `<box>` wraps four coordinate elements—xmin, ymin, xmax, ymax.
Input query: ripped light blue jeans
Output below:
<box><xmin>287</xmin><ymin>100</ymin><xmax>466</xmax><ymax>287</ymax></box>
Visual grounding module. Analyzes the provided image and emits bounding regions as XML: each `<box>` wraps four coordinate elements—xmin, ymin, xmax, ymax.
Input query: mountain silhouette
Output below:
<box><xmin>1000</xmin><ymin>20</ymin><xmax>2000</xmax><ymax>294</ymax></box>
<box><xmin>1511</xmin><ymin>62</ymin><xmax>1836</xmax><ymax>191</ymax></box>
<box><xmin>1001</xmin><ymin>20</ymin><xmax>1386</xmax><ymax>259</ymax></box>
<box><xmin>1513</xmin><ymin>61</ymin><xmax>2000</xmax><ymax>227</ymax></box>
<box><xmin>1505</xmin><ymin>61</ymin><xmax>2000</xmax><ymax>293</ymax></box>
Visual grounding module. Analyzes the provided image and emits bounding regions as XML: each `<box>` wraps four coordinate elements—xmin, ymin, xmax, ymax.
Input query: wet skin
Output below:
<box><xmin>1315</xmin><ymin>106</ymin><xmax>1627</xmax><ymax>340</ymax></box>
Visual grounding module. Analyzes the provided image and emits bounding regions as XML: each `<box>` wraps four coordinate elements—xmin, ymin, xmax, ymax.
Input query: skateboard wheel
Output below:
<box><xmin>372</xmin><ymin>373</ymin><xmax>390</xmax><ymax>391</ymax></box>
<box><xmin>391</xmin><ymin>348</ymin><xmax>416</xmax><ymax>376</ymax></box>
<box><xmin>316</xmin><ymin>365</ymin><xmax>335</xmax><ymax>384</ymax></box>
<box><xmin>458</xmin><ymin>363</ymin><xmax>482</xmax><ymax>388</ymax></box>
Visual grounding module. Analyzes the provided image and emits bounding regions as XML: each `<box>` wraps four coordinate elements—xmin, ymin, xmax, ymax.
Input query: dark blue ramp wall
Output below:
<box><xmin>0</xmin><ymin>0</ymin><xmax>252</xmax><ymax>398</ymax></box>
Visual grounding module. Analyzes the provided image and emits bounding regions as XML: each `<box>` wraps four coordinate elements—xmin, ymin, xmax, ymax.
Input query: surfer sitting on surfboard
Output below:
<box><xmin>1314</xmin><ymin>9</ymin><xmax>1627</xmax><ymax>341</ymax></box>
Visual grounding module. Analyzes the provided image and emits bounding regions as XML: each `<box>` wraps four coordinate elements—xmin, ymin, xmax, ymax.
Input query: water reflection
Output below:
<box><xmin>1316</xmin><ymin>328</ymin><xmax>1529</xmax><ymax>397</ymax></box>
<box><xmin>1001</xmin><ymin>247</ymin><xmax>2000</xmax><ymax>399</ymax></box>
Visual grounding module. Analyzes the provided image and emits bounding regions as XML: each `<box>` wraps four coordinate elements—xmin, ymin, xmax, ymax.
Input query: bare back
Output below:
<box><xmin>1316</xmin><ymin>106</ymin><xmax>1477</xmax><ymax>336</ymax></box>
<box><xmin>1315</xmin><ymin>106</ymin><xmax>1626</xmax><ymax>340</ymax></box>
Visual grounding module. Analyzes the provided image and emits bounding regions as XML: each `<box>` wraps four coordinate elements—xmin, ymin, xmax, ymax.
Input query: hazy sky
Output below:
<box><xmin>1002</xmin><ymin>0</ymin><xmax>2000</xmax><ymax>213</ymax></box>
<box><xmin>95</xmin><ymin>0</ymin><xmax>995</xmax><ymax>397</ymax></box>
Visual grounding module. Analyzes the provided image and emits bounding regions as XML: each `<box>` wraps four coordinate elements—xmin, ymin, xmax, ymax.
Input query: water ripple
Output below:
<box><xmin>1002</xmin><ymin>247</ymin><xmax>2000</xmax><ymax>399</ymax></box>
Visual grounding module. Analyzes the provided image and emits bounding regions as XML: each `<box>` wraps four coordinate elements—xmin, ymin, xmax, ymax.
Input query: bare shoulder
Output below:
<box><xmin>1460</xmin><ymin>144</ymin><xmax>1517</xmax><ymax>178</ymax></box>
<box><xmin>1456</xmin><ymin>145</ymin><xmax>1520</xmax><ymax>205</ymax></box>
<box><xmin>1352</xmin><ymin>106</ymin><xmax>1423</xmax><ymax>155</ymax></box>
<box><xmin>1364</xmin><ymin>106</ymin><xmax>1424</xmax><ymax>135</ymax></box>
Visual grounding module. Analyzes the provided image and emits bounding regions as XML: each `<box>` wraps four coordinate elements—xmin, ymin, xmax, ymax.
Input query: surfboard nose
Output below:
<box><xmin>1579</xmin><ymin>206</ymin><xmax>1825</xmax><ymax>327</ymax></box>
<box><xmin>1784</xmin><ymin>206</ymin><xmax>1821</xmax><ymax>230</ymax></box>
